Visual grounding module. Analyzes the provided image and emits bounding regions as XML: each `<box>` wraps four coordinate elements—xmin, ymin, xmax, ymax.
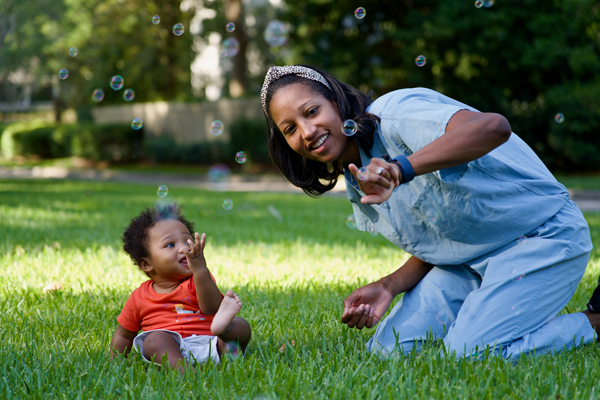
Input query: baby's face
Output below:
<box><xmin>145</xmin><ymin>219</ymin><xmax>194</xmax><ymax>280</ymax></box>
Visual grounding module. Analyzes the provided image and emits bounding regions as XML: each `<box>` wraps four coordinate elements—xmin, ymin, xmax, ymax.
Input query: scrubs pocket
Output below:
<box><xmin>411</xmin><ymin>180</ymin><xmax>481</xmax><ymax>242</ymax></box>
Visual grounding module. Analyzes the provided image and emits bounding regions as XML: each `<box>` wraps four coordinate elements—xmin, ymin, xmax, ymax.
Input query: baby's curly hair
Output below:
<box><xmin>122</xmin><ymin>203</ymin><xmax>195</xmax><ymax>273</ymax></box>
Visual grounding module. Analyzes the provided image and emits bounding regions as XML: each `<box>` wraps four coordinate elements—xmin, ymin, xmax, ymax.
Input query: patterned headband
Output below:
<box><xmin>260</xmin><ymin>65</ymin><xmax>332</xmax><ymax>116</ymax></box>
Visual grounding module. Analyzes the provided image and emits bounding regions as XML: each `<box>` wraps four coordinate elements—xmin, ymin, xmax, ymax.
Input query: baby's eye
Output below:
<box><xmin>166</xmin><ymin>243</ymin><xmax>174</xmax><ymax>248</ymax></box>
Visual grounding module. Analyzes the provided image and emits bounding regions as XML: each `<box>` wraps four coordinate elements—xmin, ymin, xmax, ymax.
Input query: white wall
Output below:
<box><xmin>90</xmin><ymin>97</ymin><xmax>262</xmax><ymax>144</ymax></box>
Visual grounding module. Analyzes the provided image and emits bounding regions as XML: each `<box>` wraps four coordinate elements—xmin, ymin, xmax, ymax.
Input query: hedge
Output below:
<box><xmin>0</xmin><ymin>122</ymin><xmax>143</xmax><ymax>162</ymax></box>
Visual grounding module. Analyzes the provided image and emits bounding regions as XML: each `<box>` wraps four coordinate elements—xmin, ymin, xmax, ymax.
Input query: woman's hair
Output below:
<box><xmin>122</xmin><ymin>203</ymin><xmax>195</xmax><ymax>275</ymax></box>
<box><xmin>263</xmin><ymin>65</ymin><xmax>380</xmax><ymax>197</ymax></box>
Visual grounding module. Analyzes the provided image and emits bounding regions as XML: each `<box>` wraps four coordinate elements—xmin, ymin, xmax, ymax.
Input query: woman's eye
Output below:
<box><xmin>285</xmin><ymin>125</ymin><xmax>296</xmax><ymax>135</ymax></box>
<box><xmin>308</xmin><ymin>107</ymin><xmax>318</xmax><ymax>116</ymax></box>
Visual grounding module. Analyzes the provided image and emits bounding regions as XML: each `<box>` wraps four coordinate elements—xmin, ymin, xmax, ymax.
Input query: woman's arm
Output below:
<box><xmin>349</xmin><ymin>110</ymin><xmax>511</xmax><ymax>204</ymax></box>
<box><xmin>109</xmin><ymin>324</ymin><xmax>138</xmax><ymax>359</ymax></box>
<box><xmin>341</xmin><ymin>256</ymin><xmax>434</xmax><ymax>329</ymax></box>
<box><xmin>407</xmin><ymin>110</ymin><xmax>511</xmax><ymax>177</ymax></box>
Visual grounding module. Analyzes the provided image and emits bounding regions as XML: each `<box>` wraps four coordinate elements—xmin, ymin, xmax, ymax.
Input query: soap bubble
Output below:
<box><xmin>222</xmin><ymin>38</ymin><xmax>240</xmax><ymax>57</ymax></box>
<box><xmin>555</xmin><ymin>113</ymin><xmax>565</xmax><ymax>124</ymax></box>
<box><xmin>122</xmin><ymin>89</ymin><xmax>135</xmax><ymax>102</ymax></box>
<box><xmin>58</xmin><ymin>69</ymin><xmax>68</xmax><ymax>80</ymax></box>
<box><xmin>510</xmin><ymin>305</ymin><xmax>522</xmax><ymax>316</ymax></box>
<box><xmin>264</xmin><ymin>20</ymin><xmax>289</xmax><ymax>47</ymax></box>
<box><xmin>224</xmin><ymin>341</ymin><xmax>242</xmax><ymax>360</ymax></box>
<box><xmin>483</xmin><ymin>0</ymin><xmax>494</xmax><ymax>7</ymax></box>
<box><xmin>345</xmin><ymin>215</ymin><xmax>357</xmax><ymax>229</ymax></box>
<box><xmin>157</xmin><ymin>185</ymin><xmax>169</xmax><ymax>197</ymax></box>
<box><xmin>110</xmin><ymin>75</ymin><xmax>124</xmax><ymax>91</ymax></box>
<box><xmin>235</xmin><ymin>151</ymin><xmax>247</xmax><ymax>164</ymax></box>
<box><xmin>92</xmin><ymin>89</ymin><xmax>104</xmax><ymax>102</ymax></box>
<box><xmin>131</xmin><ymin>118</ymin><xmax>143</xmax><ymax>130</ymax></box>
<box><xmin>357</xmin><ymin>166</ymin><xmax>369</xmax><ymax>181</ymax></box>
<box><xmin>209</xmin><ymin>120</ymin><xmax>224</xmax><ymax>136</ymax></box>
<box><xmin>517</xmin><ymin>236</ymin><xmax>528</xmax><ymax>245</ymax></box>
<box><xmin>435</xmin><ymin>310</ymin><xmax>450</xmax><ymax>325</ymax></box>
<box><xmin>342</xmin><ymin>119</ymin><xmax>358</xmax><ymax>136</ymax></box>
<box><xmin>354</xmin><ymin>7</ymin><xmax>366</xmax><ymax>19</ymax></box>
<box><xmin>475</xmin><ymin>0</ymin><xmax>483</xmax><ymax>8</ymax></box>
<box><xmin>510</xmin><ymin>268</ymin><xmax>525</xmax><ymax>282</ymax></box>
<box><xmin>69</xmin><ymin>47</ymin><xmax>78</xmax><ymax>57</ymax></box>
<box><xmin>222</xmin><ymin>199</ymin><xmax>233</xmax><ymax>211</ymax></box>
<box><xmin>425</xmin><ymin>209</ymin><xmax>439</xmax><ymax>224</ymax></box>
<box><xmin>369</xmin><ymin>227</ymin><xmax>379</xmax><ymax>237</ymax></box>
<box><xmin>173</xmin><ymin>23</ymin><xmax>184</xmax><ymax>36</ymax></box>
<box><xmin>152</xmin><ymin>15</ymin><xmax>160</xmax><ymax>24</ymax></box>
<box><xmin>208</xmin><ymin>164</ymin><xmax>231</xmax><ymax>183</ymax></box>
<box><xmin>415</xmin><ymin>55</ymin><xmax>427</xmax><ymax>67</ymax></box>
<box><xmin>220</xmin><ymin>50</ymin><xmax>228</xmax><ymax>58</ymax></box>
<box><xmin>226</xmin><ymin>22</ymin><xmax>235</xmax><ymax>32</ymax></box>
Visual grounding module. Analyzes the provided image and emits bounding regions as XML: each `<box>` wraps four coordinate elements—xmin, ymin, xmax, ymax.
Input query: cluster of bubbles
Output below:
<box><xmin>346</xmin><ymin>215</ymin><xmax>357</xmax><ymax>229</ymax></box>
<box><xmin>221</xmin><ymin>38</ymin><xmax>240</xmax><ymax>58</ymax></box>
<box><xmin>226</xmin><ymin>22</ymin><xmax>235</xmax><ymax>32</ymax></box>
<box><xmin>354</xmin><ymin>7</ymin><xmax>366</xmax><ymax>19</ymax></box>
<box><xmin>173</xmin><ymin>23</ymin><xmax>184</xmax><ymax>36</ymax></box>
<box><xmin>222</xmin><ymin>199</ymin><xmax>233</xmax><ymax>211</ymax></box>
<box><xmin>235</xmin><ymin>151</ymin><xmax>247</xmax><ymax>164</ymax></box>
<box><xmin>555</xmin><ymin>113</ymin><xmax>565</xmax><ymax>124</ymax></box>
<box><xmin>69</xmin><ymin>47</ymin><xmax>78</xmax><ymax>57</ymax></box>
<box><xmin>415</xmin><ymin>55</ymin><xmax>427</xmax><ymax>67</ymax></box>
<box><xmin>58</xmin><ymin>69</ymin><xmax>69</xmax><ymax>80</ymax></box>
<box><xmin>110</xmin><ymin>75</ymin><xmax>124</xmax><ymax>91</ymax></box>
<box><xmin>357</xmin><ymin>166</ymin><xmax>369</xmax><ymax>181</ymax></box>
<box><xmin>131</xmin><ymin>118</ymin><xmax>143</xmax><ymax>130</ymax></box>
<box><xmin>210</xmin><ymin>120</ymin><xmax>224</xmax><ymax>136</ymax></box>
<box><xmin>157</xmin><ymin>185</ymin><xmax>169</xmax><ymax>198</ymax></box>
<box><xmin>435</xmin><ymin>309</ymin><xmax>451</xmax><ymax>325</ymax></box>
<box><xmin>342</xmin><ymin>119</ymin><xmax>358</xmax><ymax>136</ymax></box>
<box><xmin>152</xmin><ymin>15</ymin><xmax>160</xmax><ymax>25</ymax></box>
<box><xmin>264</xmin><ymin>20</ymin><xmax>289</xmax><ymax>47</ymax></box>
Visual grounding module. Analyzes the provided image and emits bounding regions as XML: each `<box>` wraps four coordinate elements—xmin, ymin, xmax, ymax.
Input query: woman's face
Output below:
<box><xmin>269</xmin><ymin>83</ymin><xmax>359</xmax><ymax>164</ymax></box>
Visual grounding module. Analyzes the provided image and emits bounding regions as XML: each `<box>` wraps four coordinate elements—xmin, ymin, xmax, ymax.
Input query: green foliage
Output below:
<box><xmin>0</xmin><ymin>121</ymin><xmax>142</xmax><ymax>161</ymax></box>
<box><xmin>143</xmin><ymin>136</ymin><xmax>231</xmax><ymax>164</ymax></box>
<box><xmin>0</xmin><ymin>179</ymin><xmax>599</xmax><ymax>398</ymax></box>
<box><xmin>229</xmin><ymin>117</ymin><xmax>271</xmax><ymax>165</ymax></box>
<box><xmin>278</xmin><ymin>0</ymin><xmax>600</xmax><ymax>171</ymax></box>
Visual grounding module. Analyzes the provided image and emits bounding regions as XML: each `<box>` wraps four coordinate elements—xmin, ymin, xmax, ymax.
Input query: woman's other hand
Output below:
<box><xmin>341</xmin><ymin>281</ymin><xmax>394</xmax><ymax>329</ymax></box>
<box><xmin>348</xmin><ymin>158</ymin><xmax>400</xmax><ymax>205</ymax></box>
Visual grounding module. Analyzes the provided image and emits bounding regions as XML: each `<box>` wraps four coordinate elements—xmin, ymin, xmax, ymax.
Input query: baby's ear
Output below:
<box><xmin>139</xmin><ymin>258</ymin><xmax>154</xmax><ymax>273</ymax></box>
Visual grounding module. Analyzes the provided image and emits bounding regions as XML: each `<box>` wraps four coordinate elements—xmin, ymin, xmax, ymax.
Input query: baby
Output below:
<box><xmin>109</xmin><ymin>203</ymin><xmax>251</xmax><ymax>371</ymax></box>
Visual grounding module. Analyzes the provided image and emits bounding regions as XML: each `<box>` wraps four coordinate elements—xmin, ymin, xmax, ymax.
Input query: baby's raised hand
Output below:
<box><xmin>183</xmin><ymin>232</ymin><xmax>207</xmax><ymax>272</ymax></box>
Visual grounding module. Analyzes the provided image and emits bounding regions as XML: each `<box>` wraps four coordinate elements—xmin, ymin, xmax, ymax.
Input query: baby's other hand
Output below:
<box><xmin>183</xmin><ymin>232</ymin><xmax>207</xmax><ymax>271</ymax></box>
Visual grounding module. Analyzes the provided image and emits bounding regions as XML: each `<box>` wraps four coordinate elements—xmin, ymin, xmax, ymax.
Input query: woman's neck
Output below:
<box><xmin>338</xmin><ymin>139</ymin><xmax>362</xmax><ymax>166</ymax></box>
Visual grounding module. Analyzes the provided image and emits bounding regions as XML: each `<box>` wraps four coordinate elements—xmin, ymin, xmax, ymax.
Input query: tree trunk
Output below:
<box><xmin>224</xmin><ymin>0</ymin><xmax>247</xmax><ymax>98</ymax></box>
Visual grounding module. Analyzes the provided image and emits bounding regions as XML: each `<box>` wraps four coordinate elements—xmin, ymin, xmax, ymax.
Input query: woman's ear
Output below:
<box><xmin>139</xmin><ymin>258</ymin><xmax>154</xmax><ymax>274</ymax></box>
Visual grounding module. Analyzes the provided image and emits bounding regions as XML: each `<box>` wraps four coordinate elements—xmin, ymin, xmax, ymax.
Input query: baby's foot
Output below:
<box><xmin>211</xmin><ymin>289</ymin><xmax>242</xmax><ymax>336</ymax></box>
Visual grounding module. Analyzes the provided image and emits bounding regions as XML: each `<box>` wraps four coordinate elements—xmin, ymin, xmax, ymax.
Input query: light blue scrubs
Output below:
<box><xmin>345</xmin><ymin>88</ymin><xmax>595</xmax><ymax>359</ymax></box>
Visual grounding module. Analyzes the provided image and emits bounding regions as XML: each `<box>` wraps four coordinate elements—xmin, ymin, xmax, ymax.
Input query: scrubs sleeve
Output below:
<box><xmin>388</xmin><ymin>91</ymin><xmax>471</xmax><ymax>183</ymax></box>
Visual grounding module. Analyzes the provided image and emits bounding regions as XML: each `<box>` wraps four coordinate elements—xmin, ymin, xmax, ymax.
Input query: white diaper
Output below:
<box><xmin>133</xmin><ymin>329</ymin><xmax>220</xmax><ymax>365</ymax></box>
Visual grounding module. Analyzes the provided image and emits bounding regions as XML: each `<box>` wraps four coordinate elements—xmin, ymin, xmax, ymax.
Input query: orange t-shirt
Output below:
<box><xmin>117</xmin><ymin>276</ymin><xmax>221</xmax><ymax>338</ymax></box>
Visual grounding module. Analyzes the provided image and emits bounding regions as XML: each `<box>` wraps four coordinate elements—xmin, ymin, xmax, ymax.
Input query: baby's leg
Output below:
<box><xmin>211</xmin><ymin>290</ymin><xmax>252</xmax><ymax>354</ymax></box>
<box><xmin>142</xmin><ymin>331</ymin><xmax>186</xmax><ymax>373</ymax></box>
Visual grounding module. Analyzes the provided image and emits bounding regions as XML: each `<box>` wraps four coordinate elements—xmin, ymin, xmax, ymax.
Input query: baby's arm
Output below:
<box><xmin>184</xmin><ymin>233</ymin><xmax>223</xmax><ymax>314</ymax></box>
<box><xmin>109</xmin><ymin>324</ymin><xmax>138</xmax><ymax>359</ymax></box>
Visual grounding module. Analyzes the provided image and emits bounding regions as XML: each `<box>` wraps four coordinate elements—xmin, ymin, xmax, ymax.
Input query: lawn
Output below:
<box><xmin>1</xmin><ymin>179</ymin><xmax>599</xmax><ymax>399</ymax></box>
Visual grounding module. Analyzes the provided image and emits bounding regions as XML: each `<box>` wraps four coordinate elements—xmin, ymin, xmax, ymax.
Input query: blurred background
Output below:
<box><xmin>0</xmin><ymin>0</ymin><xmax>599</xmax><ymax>173</ymax></box>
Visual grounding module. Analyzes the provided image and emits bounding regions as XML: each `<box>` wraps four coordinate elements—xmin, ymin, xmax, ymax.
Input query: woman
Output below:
<box><xmin>261</xmin><ymin>64</ymin><xmax>600</xmax><ymax>359</ymax></box>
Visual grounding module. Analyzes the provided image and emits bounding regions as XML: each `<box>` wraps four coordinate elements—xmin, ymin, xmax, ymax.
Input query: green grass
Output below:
<box><xmin>0</xmin><ymin>179</ymin><xmax>599</xmax><ymax>399</ymax></box>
